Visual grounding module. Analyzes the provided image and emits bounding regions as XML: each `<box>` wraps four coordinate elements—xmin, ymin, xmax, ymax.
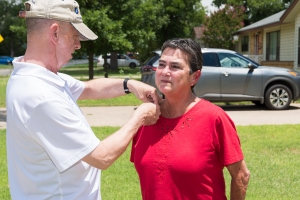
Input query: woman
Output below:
<box><xmin>131</xmin><ymin>38</ymin><xmax>250</xmax><ymax>200</ymax></box>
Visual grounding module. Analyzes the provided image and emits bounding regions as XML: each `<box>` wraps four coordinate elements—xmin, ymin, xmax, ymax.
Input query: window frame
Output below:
<box><xmin>266</xmin><ymin>31</ymin><xmax>280</xmax><ymax>61</ymax></box>
<box><xmin>241</xmin><ymin>36</ymin><xmax>249</xmax><ymax>52</ymax></box>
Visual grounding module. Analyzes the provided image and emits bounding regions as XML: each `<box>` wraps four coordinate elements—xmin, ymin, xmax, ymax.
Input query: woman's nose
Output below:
<box><xmin>161</xmin><ymin>65</ymin><xmax>171</xmax><ymax>75</ymax></box>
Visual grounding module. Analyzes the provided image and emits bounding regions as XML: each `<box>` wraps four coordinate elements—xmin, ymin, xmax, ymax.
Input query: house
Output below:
<box><xmin>235</xmin><ymin>0</ymin><xmax>300</xmax><ymax>70</ymax></box>
<box><xmin>193</xmin><ymin>25</ymin><xmax>209</xmax><ymax>48</ymax></box>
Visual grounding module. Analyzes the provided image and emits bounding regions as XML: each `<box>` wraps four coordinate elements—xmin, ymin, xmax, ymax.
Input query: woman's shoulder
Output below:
<box><xmin>196</xmin><ymin>99</ymin><xmax>223</xmax><ymax>111</ymax></box>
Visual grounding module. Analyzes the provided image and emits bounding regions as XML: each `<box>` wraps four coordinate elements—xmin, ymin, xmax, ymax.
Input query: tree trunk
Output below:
<box><xmin>88</xmin><ymin>51</ymin><xmax>94</xmax><ymax>80</ymax></box>
<box><xmin>110</xmin><ymin>52</ymin><xmax>118</xmax><ymax>70</ymax></box>
<box><xmin>88</xmin><ymin>43</ymin><xmax>95</xmax><ymax>80</ymax></box>
<box><xmin>103</xmin><ymin>54</ymin><xmax>109</xmax><ymax>78</ymax></box>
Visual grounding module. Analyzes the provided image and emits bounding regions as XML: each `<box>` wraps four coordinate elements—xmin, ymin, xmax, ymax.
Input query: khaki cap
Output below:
<box><xmin>20</xmin><ymin>0</ymin><xmax>98</xmax><ymax>41</ymax></box>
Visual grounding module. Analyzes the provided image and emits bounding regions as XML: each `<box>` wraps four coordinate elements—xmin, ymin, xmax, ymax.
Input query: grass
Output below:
<box><xmin>226</xmin><ymin>125</ymin><xmax>300</xmax><ymax>199</ymax></box>
<box><xmin>59</xmin><ymin>64</ymin><xmax>141</xmax><ymax>80</ymax></box>
<box><xmin>0</xmin><ymin>64</ymin><xmax>12</xmax><ymax>70</ymax></box>
<box><xmin>77</xmin><ymin>94</ymin><xmax>142</xmax><ymax>106</ymax></box>
<box><xmin>2</xmin><ymin>125</ymin><xmax>300</xmax><ymax>199</ymax></box>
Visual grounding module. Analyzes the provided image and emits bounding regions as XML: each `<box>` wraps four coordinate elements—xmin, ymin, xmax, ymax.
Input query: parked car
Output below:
<box><xmin>140</xmin><ymin>48</ymin><xmax>300</xmax><ymax>110</ymax></box>
<box><xmin>63</xmin><ymin>55</ymin><xmax>98</xmax><ymax>67</ymax></box>
<box><xmin>0</xmin><ymin>56</ymin><xmax>14</xmax><ymax>65</ymax></box>
<box><xmin>97</xmin><ymin>54</ymin><xmax>139</xmax><ymax>68</ymax></box>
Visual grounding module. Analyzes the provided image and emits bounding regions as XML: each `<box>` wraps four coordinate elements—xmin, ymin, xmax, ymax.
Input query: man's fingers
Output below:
<box><xmin>147</xmin><ymin>90</ymin><xmax>162</xmax><ymax>104</ymax></box>
<box><xmin>146</xmin><ymin>94</ymin><xmax>155</xmax><ymax>103</ymax></box>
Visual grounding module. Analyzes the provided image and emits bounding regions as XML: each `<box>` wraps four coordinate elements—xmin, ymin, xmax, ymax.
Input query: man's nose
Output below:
<box><xmin>74</xmin><ymin>35</ymin><xmax>81</xmax><ymax>50</ymax></box>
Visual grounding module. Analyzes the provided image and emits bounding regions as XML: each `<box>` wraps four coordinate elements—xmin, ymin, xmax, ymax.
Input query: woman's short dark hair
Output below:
<box><xmin>161</xmin><ymin>38</ymin><xmax>203</xmax><ymax>73</ymax></box>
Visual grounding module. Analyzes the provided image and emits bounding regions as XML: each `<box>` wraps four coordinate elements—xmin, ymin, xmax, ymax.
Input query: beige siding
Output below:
<box><xmin>295</xmin><ymin>12</ymin><xmax>300</xmax><ymax>70</ymax></box>
<box><xmin>280</xmin><ymin>23</ymin><xmax>295</xmax><ymax>61</ymax></box>
<box><xmin>263</xmin><ymin>25</ymin><xmax>295</xmax><ymax>62</ymax></box>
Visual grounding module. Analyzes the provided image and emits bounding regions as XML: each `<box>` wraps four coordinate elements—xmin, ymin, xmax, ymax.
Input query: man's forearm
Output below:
<box><xmin>82</xmin><ymin>110</ymin><xmax>143</xmax><ymax>170</ymax></box>
<box><xmin>79</xmin><ymin>78</ymin><xmax>125</xmax><ymax>100</ymax></box>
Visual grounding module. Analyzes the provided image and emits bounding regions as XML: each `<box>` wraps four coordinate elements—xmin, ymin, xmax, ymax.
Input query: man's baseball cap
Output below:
<box><xmin>19</xmin><ymin>0</ymin><xmax>98</xmax><ymax>41</ymax></box>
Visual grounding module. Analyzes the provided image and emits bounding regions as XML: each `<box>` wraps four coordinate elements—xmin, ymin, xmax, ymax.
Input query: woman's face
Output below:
<box><xmin>155</xmin><ymin>47</ymin><xmax>200</xmax><ymax>96</ymax></box>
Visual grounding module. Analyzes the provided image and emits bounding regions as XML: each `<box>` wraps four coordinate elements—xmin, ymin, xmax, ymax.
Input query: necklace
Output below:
<box><xmin>164</xmin><ymin>94</ymin><xmax>196</xmax><ymax>118</ymax></box>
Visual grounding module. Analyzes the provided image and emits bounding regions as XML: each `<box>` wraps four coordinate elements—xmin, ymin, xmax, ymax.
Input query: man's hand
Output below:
<box><xmin>134</xmin><ymin>103</ymin><xmax>161</xmax><ymax>126</ymax></box>
<box><xmin>127</xmin><ymin>79</ymin><xmax>162</xmax><ymax>104</ymax></box>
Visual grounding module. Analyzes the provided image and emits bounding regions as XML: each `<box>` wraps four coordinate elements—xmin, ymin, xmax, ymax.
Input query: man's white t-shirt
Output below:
<box><xmin>6</xmin><ymin>57</ymin><xmax>101</xmax><ymax>200</ymax></box>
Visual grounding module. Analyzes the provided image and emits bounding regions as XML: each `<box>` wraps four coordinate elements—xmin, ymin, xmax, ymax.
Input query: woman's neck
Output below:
<box><xmin>163</xmin><ymin>93</ymin><xmax>198</xmax><ymax>118</ymax></box>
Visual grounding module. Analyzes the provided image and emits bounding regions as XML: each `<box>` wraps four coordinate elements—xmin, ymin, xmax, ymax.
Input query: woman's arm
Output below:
<box><xmin>226</xmin><ymin>160</ymin><xmax>250</xmax><ymax>200</ymax></box>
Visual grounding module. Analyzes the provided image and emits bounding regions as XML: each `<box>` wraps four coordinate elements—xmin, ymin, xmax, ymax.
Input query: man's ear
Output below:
<box><xmin>50</xmin><ymin>23</ymin><xmax>60</xmax><ymax>44</ymax></box>
<box><xmin>191</xmin><ymin>70</ymin><xmax>201</xmax><ymax>86</ymax></box>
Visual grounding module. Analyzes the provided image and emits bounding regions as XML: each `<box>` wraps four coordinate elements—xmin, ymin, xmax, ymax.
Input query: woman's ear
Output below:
<box><xmin>191</xmin><ymin>70</ymin><xmax>201</xmax><ymax>86</ymax></box>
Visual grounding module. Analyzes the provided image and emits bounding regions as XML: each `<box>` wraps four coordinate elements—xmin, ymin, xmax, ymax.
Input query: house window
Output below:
<box><xmin>298</xmin><ymin>28</ymin><xmax>300</xmax><ymax>66</ymax></box>
<box><xmin>266</xmin><ymin>31</ymin><xmax>280</xmax><ymax>61</ymax></box>
<box><xmin>241</xmin><ymin>36</ymin><xmax>249</xmax><ymax>52</ymax></box>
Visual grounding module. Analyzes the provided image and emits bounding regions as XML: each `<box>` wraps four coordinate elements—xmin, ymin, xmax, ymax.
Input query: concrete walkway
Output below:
<box><xmin>1</xmin><ymin>103</ymin><xmax>300</xmax><ymax>129</ymax></box>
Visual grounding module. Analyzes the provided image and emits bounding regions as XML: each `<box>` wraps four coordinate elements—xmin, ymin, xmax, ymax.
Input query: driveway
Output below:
<box><xmin>1</xmin><ymin>104</ymin><xmax>299</xmax><ymax>129</ymax></box>
<box><xmin>220</xmin><ymin>103</ymin><xmax>300</xmax><ymax>126</ymax></box>
<box><xmin>0</xmin><ymin>69</ymin><xmax>12</xmax><ymax>76</ymax></box>
<box><xmin>80</xmin><ymin>104</ymin><xmax>300</xmax><ymax>127</ymax></box>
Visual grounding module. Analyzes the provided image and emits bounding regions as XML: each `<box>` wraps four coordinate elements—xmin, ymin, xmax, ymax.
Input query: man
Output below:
<box><xmin>6</xmin><ymin>0</ymin><xmax>161</xmax><ymax>199</ymax></box>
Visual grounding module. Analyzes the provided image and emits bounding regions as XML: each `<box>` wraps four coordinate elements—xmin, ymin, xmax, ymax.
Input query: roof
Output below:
<box><xmin>237</xmin><ymin>10</ymin><xmax>285</xmax><ymax>33</ymax></box>
<box><xmin>236</xmin><ymin>0</ymin><xmax>300</xmax><ymax>33</ymax></box>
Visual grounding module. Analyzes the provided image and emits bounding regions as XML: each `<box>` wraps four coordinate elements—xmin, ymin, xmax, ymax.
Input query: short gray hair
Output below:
<box><xmin>26</xmin><ymin>18</ymin><xmax>59</xmax><ymax>35</ymax></box>
<box><xmin>161</xmin><ymin>38</ymin><xmax>203</xmax><ymax>72</ymax></box>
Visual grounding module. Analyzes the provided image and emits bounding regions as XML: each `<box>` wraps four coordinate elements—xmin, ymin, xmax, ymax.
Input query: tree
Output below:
<box><xmin>76</xmin><ymin>0</ymin><xmax>168</xmax><ymax>79</ymax></box>
<box><xmin>78</xmin><ymin>0</ymin><xmax>206</xmax><ymax>78</ymax></box>
<box><xmin>0</xmin><ymin>0</ymin><xmax>26</xmax><ymax>57</ymax></box>
<box><xmin>202</xmin><ymin>5</ymin><xmax>245</xmax><ymax>50</ymax></box>
<box><xmin>155</xmin><ymin>0</ymin><xmax>206</xmax><ymax>49</ymax></box>
<box><xmin>211</xmin><ymin>0</ymin><xmax>293</xmax><ymax>25</ymax></box>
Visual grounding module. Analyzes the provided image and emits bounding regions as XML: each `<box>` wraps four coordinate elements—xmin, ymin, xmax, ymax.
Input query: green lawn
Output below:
<box><xmin>59</xmin><ymin>64</ymin><xmax>141</xmax><ymax>80</ymax></box>
<box><xmin>1</xmin><ymin>125</ymin><xmax>300</xmax><ymax>199</ymax></box>
<box><xmin>0</xmin><ymin>64</ymin><xmax>12</xmax><ymax>70</ymax></box>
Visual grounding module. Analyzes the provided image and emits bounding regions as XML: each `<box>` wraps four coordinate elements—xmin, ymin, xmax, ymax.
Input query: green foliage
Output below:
<box><xmin>155</xmin><ymin>0</ymin><xmax>206</xmax><ymax>47</ymax></box>
<box><xmin>73</xmin><ymin>0</ymin><xmax>206</xmax><ymax>78</ymax></box>
<box><xmin>247</xmin><ymin>0</ymin><xmax>286</xmax><ymax>24</ymax></box>
<box><xmin>211</xmin><ymin>0</ymin><xmax>293</xmax><ymax>25</ymax></box>
<box><xmin>1</xmin><ymin>0</ymin><xmax>206</xmax><ymax>79</ymax></box>
<box><xmin>203</xmin><ymin>5</ymin><xmax>245</xmax><ymax>49</ymax></box>
<box><xmin>75</xmin><ymin>0</ymin><xmax>168</xmax><ymax>78</ymax></box>
<box><xmin>0</xmin><ymin>0</ymin><xmax>26</xmax><ymax>57</ymax></box>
